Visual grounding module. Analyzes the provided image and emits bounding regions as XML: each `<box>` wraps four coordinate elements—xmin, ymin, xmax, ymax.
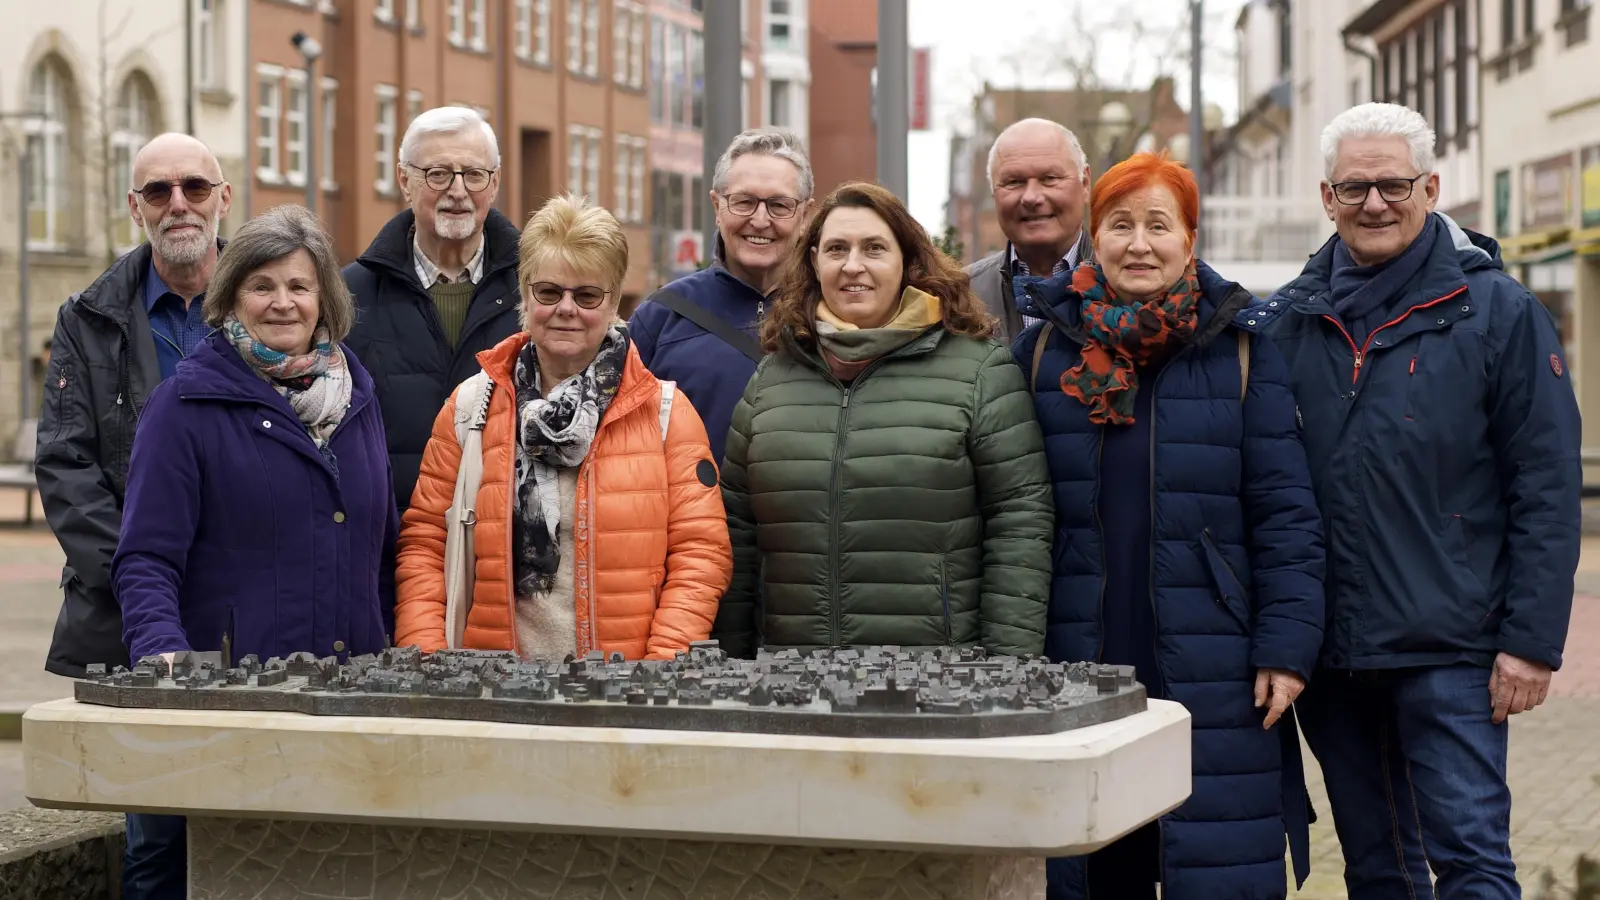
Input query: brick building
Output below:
<box><xmin>248</xmin><ymin>0</ymin><xmax>654</xmax><ymax>308</ymax></box>
<box><xmin>807</xmin><ymin>0</ymin><xmax>876</xmax><ymax>195</ymax></box>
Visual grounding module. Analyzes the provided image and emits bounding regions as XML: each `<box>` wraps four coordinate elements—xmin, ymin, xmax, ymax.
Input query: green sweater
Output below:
<box><xmin>715</xmin><ymin>326</ymin><xmax>1054</xmax><ymax>658</ymax></box>
<box><xmin>428</xmin><ymin>280</ymin><xmax>476</xmax><ymax>348</ymax></box>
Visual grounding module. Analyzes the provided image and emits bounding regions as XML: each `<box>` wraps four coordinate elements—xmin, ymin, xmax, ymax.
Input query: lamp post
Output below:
<box><xmin>291</xmin><ymin>31</ymin><xmax>323</xmax><ymax>216</ymax></box>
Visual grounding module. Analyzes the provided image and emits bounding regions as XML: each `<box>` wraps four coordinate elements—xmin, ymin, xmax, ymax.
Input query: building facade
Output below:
<box><xmin>5</xmin><ymin>0</ymin><xmax>241</xmax><ymax>452</ymax></box>
<box><xmin>248</xmin><ymin>0</ymin><xmax>654</xmax><ymax>312</ymax></box>
<box><xmin>807</xmin><ymin>0</ymin><xmax>875</xmax><ymax>195</ymax></box>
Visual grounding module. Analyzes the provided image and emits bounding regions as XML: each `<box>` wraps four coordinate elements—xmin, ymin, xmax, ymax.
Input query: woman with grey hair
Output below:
<box><xmin>114</xmin><ymin>204</ymin><xmax>396</xmax><ymax>675</ymax></box>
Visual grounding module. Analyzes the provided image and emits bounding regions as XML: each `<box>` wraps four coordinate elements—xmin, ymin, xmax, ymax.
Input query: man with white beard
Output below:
<box><xmin>342</xmin><ymin>106</ymin><xmax>522</xmax><ymax>512</ymax></box>
<box><xmin>35</xmin><ymin>131</ymin><xmax>232</xmax><ymax>899</ymax></box>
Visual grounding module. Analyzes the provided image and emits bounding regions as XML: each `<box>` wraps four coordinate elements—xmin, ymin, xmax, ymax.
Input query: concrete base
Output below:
<box><xmin>188</xmin><ymin>818</ymin><xmax>1044</xmax><ymax>899</ymax></box>
<box><xmin>0</xmin><ymin>807</ymin><xmax>124</xmax><ymax>900</ymax></box>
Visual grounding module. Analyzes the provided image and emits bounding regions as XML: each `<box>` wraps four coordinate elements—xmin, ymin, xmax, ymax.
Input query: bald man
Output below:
<box><xmin>36</xmin><ymin>131</ymin><xmax>231</xmax><ymax>899</ymax></box>
<box><xmin>965</xmin><ymin>118</ymin><xmax>1093</xmax><ymax>344</ymax></box>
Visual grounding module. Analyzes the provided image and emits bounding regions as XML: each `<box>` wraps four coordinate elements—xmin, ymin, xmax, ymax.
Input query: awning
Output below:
<box><xmin>1501</xmin><ymin>227</ymin><xmax>1572</xmax><ymax>263</ymax></box>
<box><xmin>1574</xmin><ymin>226</ymin><xmax>1600</xmax><ymax>257</ymax></box>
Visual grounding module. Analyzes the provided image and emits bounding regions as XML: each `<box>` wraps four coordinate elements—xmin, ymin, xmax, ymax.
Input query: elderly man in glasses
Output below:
<box><xmin>342</xmin><ymin>106</ymin><xmax>522</xmax><ymax>513</ymax></box>
<box><xmin>629</xmin><ymin>128</ymin><xmax>815</xmax><ymax>463</ymax></box>
<box><xmin>34</xmin><ymin>131</ymin><xmax>231</xmax><ymax>899</ymax></box>
<box><xmin>1246</xmin><ymin>102</ymin><xmax>1580</xmax><ymax>898</ymax></box>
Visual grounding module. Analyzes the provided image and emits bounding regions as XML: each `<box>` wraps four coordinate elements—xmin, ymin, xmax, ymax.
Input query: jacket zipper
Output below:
<box><xmin>822</xmin><ymin>352</ymin><xmax>899</xmax><ymax>647</ymax></box>
<box><xmin>1144</xmin><ymin>356</ymin><xmax>1180</xmax><ymax>687</ymax></box>
<box><xmin>1320</xmin><ymin>285</ymin><xmax>1467</xmax><ymax>385</ymax></box>
<box><xmin>1091</xmin><ymin>429</ymin><xmax>1108</xmax><ymax>663</ymax></box>
<box><xmin>939</xmin><ymin>556</ymin><xmax>953</xmax><ymax>645</ymax></box>
<box><xmin>586</xmin><ymin>464</ymin><xmax>600</xmax><ymax>652</ymax></box>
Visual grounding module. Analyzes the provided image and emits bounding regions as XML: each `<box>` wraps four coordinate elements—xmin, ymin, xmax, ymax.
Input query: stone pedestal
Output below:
<box><xmin>22</xmin><ymin>697</ymin><xmax>1190</xmax><ymax>899</ymax></box>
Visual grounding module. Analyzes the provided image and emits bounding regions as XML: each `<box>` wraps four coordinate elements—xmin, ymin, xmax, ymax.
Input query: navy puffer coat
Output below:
<box><xmin>1013</xmin><ymin>261</ymin><xmax>1325</xmax><ymax>899</ymax></box>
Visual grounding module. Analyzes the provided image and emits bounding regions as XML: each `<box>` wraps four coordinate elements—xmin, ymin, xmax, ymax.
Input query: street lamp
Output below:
<box><xmin>291</xmin><ymin>31</ymin><xmax>323</xmax><ymax>216</ymax></box>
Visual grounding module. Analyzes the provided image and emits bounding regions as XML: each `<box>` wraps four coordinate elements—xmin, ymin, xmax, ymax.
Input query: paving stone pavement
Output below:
<box><xmin>0</xmin><ymin>492</ymin><xmax>1597</xmax><ymax>896</ymax></box>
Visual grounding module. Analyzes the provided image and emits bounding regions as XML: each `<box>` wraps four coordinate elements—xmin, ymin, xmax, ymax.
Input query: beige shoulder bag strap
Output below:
<box><xmin>445</xmin><ymin>372</ymin><xmax>494</xmax><ymax>650</ymax></box>
<box><xmin>1237</xmin><ymin>330</ymin><xmax>1251</xmax><ymax>403</ymax></box>
<box><xmin>1029</xmin><ymin>323</ymin><xmax>1055</xmax><ymax>394</ymax></box>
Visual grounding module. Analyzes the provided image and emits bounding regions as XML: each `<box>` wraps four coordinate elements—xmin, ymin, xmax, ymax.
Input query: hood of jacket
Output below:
<box><xmin>354</xmin><ymin>207</ymin><xmax>523</xmax><ymax>287</ymax></box>
<box><xmin>1015</xmin><ymin>259</ymin><xmax>1255</xmax><ymax>349</ymax></box>
<box><xmin>1280</xmin><ymin>212</ymin><xmax>1499</xmax><ymax>314</ymax></box>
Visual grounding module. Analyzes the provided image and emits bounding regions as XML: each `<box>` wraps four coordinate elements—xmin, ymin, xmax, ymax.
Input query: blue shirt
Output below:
<box><xmin>144</xmin><ymin>261</ymin><xmax>212</xmax><ymax>381</ymax></box>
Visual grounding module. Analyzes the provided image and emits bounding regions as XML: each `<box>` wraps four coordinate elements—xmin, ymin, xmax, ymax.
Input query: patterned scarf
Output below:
<box><xmin>1059</xmin><ymin>261</ymin><xmax>1200</xmax><ymax>425</ymax></box>
<box><xmin>222</xmin><ymin>314</ymin><xmax>352</xmax><ymax>450</ymax></box>
<box><xmin>511</xmin><ymin>324</ymin><xmax>628</xmax><ymax>597</ymax></box>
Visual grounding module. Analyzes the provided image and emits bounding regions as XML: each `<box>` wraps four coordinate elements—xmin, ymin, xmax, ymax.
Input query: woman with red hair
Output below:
<box><xmin>1013</xmin><ymin>152</ymin><xmax>1326</xmax><ymax>899</ymax></box>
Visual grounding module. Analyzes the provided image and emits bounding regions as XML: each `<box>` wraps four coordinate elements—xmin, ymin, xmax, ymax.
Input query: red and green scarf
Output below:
<box><xmin>1059</xmin><ymin>261</ymin><xmax>1201</xmax><ymax>425</ymax></box>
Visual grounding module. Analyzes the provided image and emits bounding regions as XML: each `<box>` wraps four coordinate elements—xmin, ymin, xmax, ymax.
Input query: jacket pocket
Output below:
<box><xmin>939</xmin><ymin>557</ymin><xmax>953</xmax><ymax>645</ymax></box>
<box><xmin>1200</xmin><ymin>529</ymin><xmax>1252</xmax><ymax>634</ymax></box>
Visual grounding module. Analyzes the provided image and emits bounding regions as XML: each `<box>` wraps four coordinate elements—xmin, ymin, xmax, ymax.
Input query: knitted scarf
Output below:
<box><xmin>813</xmin><ymin>285</ymin><xmax>943</xmax><ymax>381</ymax></box>
<box><xmin>511</xmin><ymin>324</ymin><xmax>627</xmax><ymax>597</ymax></box>
<box><xmin>222</xmin><ymin>314</ymin><xmax>352</xmax><ymax>450</ymax></box>
<box><xmin>1059</xmin><ymin>261</ymin><xmax>1201</xmax><ymax>425</ymax></box>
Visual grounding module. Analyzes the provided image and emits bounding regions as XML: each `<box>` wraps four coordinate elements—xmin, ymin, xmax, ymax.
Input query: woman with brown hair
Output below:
<box><xmin>712</xmin><ymin>181</ymin><xmax>1054</xmax><ymax>658</ymax></box>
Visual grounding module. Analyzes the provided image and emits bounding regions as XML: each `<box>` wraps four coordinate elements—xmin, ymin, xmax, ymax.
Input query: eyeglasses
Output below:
<box><xmin>528</xmin><ymin>281</ymin><xmax>611</xmax><ymax>309</ymax></box>
<box><xmin>407</xmin><ymin>164</ymin><xmax>496</xmax><ymax>192</ymax></box>
<box><xmin>721</xmin><ymin>193</ymin><xmax>801</xmax><ymax>219</ymax></box>
<box><xmin>1329</xmin><ymin>173</ymin><xmax>1428</xmax><ymax>206</ymax></box>
<box><xmin>133</xmin><ymin>178</ymin><xmax>224</xmax><ymax>207</ymax></box>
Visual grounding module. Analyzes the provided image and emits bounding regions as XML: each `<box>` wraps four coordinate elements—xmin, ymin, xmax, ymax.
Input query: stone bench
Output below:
<box><xmin>0</xmin><ymin>807</ymin><xmax>124</xmax><ymax>900</ymax></box>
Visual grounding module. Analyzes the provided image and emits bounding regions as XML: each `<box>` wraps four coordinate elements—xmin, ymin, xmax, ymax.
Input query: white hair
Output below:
<box><xmin>399</xmin><ymin>106</ymin><xmax>501</xmax><ymax>168</ymax></box>
<box><xmin>1320</xmin><ymin>102</ymin><xmax>1435</xmax><ymax>180</ymax></box>
<box><xmin>711</xmin><ymin>128</ymin><xmax>815</xmax><ymax>200</ymax></box>
<box><xmin>987</xmin><ymin>118</ymin><xmax>1086</xmax><ymax>191</ymax></box>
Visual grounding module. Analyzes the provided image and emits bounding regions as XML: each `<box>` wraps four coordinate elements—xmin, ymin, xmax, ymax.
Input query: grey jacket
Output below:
<box><xmin>966</xmin><ymin>233</ymin><xmax>1093</xmax><ymax>345</ymax></box>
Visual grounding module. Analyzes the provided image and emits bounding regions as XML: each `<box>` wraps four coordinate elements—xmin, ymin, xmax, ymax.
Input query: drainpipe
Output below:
<box><xmin>185</xmin><ymin>0</ymin><xmax>195</xmax><ymax>134</ymax></box>
<box><xmin>1343</xmin><ymin>33</ymin><xmax>1379</xmax><ymax>102</ymax></box>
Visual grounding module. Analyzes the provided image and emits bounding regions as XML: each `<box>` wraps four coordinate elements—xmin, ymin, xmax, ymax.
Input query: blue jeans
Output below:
<box><xmin>1297</xmin><ymin>664</ymin><xmax>1517</xmax><ymax>900</ymax></box>
<box><xmin>124</xmin><ymin>813</ymin><xmax>187</xmax><ymax>899</ymax></box>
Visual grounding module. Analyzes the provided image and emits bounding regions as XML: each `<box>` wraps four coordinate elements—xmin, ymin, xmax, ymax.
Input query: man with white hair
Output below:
<box><xmin>343</xmin><ymin>106</ymin><xmax>522</xmax><ymax>511</ymax></box>
<box><xmin>36</xmin><ymin>131</ymin><xmax>232</xmax><ymax>898</ymax></box>
<box><xmin>966</xmin><ymin>118</ymin><xmax>1092</xmax><ymax>343</ymax></box>
<box><xmin>1246</xmin><ymin>102</ymin><xmax>1580</xmax><ymax>897</ymax></box>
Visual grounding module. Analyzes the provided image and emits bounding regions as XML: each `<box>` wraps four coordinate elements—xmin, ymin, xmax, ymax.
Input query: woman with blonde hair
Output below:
<box><xmin>714</xmin><ymin>181</ymin><xmax>1053</xmax><ymax>659</ymax></box>
<box><xmin>396</xmin><ymin>194</ymin><xmax>731</xmax><ymax>660</ymax></box>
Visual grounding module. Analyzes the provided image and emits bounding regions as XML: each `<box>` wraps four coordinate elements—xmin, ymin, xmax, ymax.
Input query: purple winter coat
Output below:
<box><xmin>112</xmin><ymin>331</ymin><xmax>397</xmax><ymax>665</ymax></box>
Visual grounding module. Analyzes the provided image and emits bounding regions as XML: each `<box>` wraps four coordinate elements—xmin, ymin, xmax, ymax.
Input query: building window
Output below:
<box><xmin>449</xmin><ymin>0</ymin><xmax>466</xmax><ymax>46</ymax></box>
<box><xmin>469</xmin><ymin>0</ymin><xmax>486</xmax><ymax>50</ymax></box>
<box><xmin>768</xmin><ymin>79</ymin><xmax>791</xmax><ymax>127</ymax></box>
<box><xmin>112</xmin><ymin>75</ymin><xmax>157</xmax><ymax>251</ymax></box>
<box><xmin>405</xmin><ymin>0</ymin><xmax>420</xmax><ymax>29</ymax></box>
<box><xmin>649</xmin><ymin>17</ymin><xmax>666</xmax><ymax>121</ymax></box>
<box><xmin>614</xmin><ymin>1</ymin><xmax>644</xmax><ymax>86</ymax></box>
<box><xmin>1502</xmin><ymin>0</ymin><xmax>1516</xmax><ymax>48</ymax></box>
<box><xmin>614</xmin><ymin>134</ymin><xmax>631</xmax><ymax>220</ymax></box>
<box><xmin>376</xmin><ymin>85</ymin><xmax>398</xmax><ymax>195</ymax></box>
<box><xmin>629</xmin><ymin>136</ymin><xmax>645</xmax><ymax>223</ymax></box>
<box><xmin>407</xmin><ymin>89</ymin><xmax>424</xmax><ymax>126</ymax></box>
<box><xmin>628</xmin><ymin>4</ymin><xmax>644</xmax><ymax>87</ymax></box>
<box><xmin>584</xmin><ymin>0</ymin><xmax>600</xmax><ymax>77</ymax></box>
<box><xmin>568</xmin><ymin>0</ymin><xmax>583</xmax><ymax>72</ymax></box>
<box><xmin>197</xmin><ymin>0</ymin><xmax>222</xmax><ymax>88</ymax></box>
<box><xmin>376</xmin><ymin>0</ymin><xmax>395</xmax><ymax>22</ymax></box>
<box><xmin>286</xmin><ymin>71</ymin><xmax>308</xmax><ymax>185</ymax></box>
<box><xmin>516</xmin><ymin>0</ymin><xmax>533</xmax><ymax>58</ymax></box>
<box><xmin>768</xmin><ymin>0</ymin><xmax>792</xmax><ymax>48</ymax></box>
<box><xmin>321</xmin><ymin>78</ymin><xmax>338</xmax><ymax>190</ymax></box>
<box><xmin>533</xmin><ymin>0</ymin><xmax>552</xmax><ymax>62</ymax></box>
<box><xmin>1524</xmin><ymin>0</ymin><xmax>1536</xmax><ymax>37</ymax></box>
<box><xmin>256</xmin><ymin>64</ymin><xmax>283</xmax><ymax>182</ymax></box>
<box><xmin>690</xmin><ymin>30</ymin><xmax>704</xmax><ymax>129</ymax></box>
<box><xmin>567</xmin><ymin>124</ymin><xmax>601</xmax><ymax>198</ymax></box>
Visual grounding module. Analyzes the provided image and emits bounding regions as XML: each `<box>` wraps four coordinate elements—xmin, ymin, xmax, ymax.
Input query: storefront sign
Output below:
<box><xmin>1521</xmin><ymin>152</ymin><xmax>1577</xmax><ymax>231</ymax></box>
<box><xmin>1582</xmin><ymin>145</ymin><xmax>1600</xmax><ymax>228</ymax></box>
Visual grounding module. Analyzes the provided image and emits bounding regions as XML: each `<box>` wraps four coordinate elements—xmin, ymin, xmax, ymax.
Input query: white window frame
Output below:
<box><xmin>584</xmin><ymin>0</ymin><xmax>600</xmax><ymax>77</ymax></box>
<box><xmin>516</xmin><ymin>0</ymin><xmax>533</xmax><ymax>58</ymax></box>
<box><xmin>111</xmin><ymin>77</ymin><xmax>155</xmax><ymax>252</ymax></box>
<box><xmin>375</xmin><ymin>84</ymin><xmax>399</xmax><ymax>196</ymax></box>
<box><xmin>613</xmin><ymin>133</ymin><xmax>631</xmax><ymax>219</ymax></box>
<box><xmin>768</xmin><ymin>0</ymin><xmax>792</xmax><ymax>49</ymax></box>
<box><xmin>449</xmin><ymin>0</ymin><xmax>466</xmax><ymax>46</ymax></box>
<box><xmin>320</xmin><ymin>77</ymin><xmax>339</xmax><ymax>191</ymax></box>
<box><xmin>23</xmin><ymin>64</ymin><xmax>68</xmax><ymax>251</ymax></box>
<box><xmin>628</xmin><ymin>3</ymin><xmax>645</xmax><ymax>88</ymax></box>
<box><xmin>285</xmin><ymin>69</ymin><xmax>308</xmax><ymax>186</ymax></box>
<box><xmin>613</xmin><ymin>0</ymin><xmax>629</xmax><ymax>84</ymax></box>
<box><xmin>469</xmin><ymin>0</ymin><xmax>486</xmax><ymax>50</ymax></box>
<box><xmin>197</xmin><ymin>0</ymin><xmax>219</xmax><ymax>88</ymax></box>
<box><xmin>567</xmin><ymin>0</ymin><xmax>583</xmax><ymax>72</ymax></box>
<box><xmin>405</xmin><ymin>0</ymin><xmax>421</xmax><ymax>29</ymax></box>
<box><xmin>406</xmin><ymin>89</ymin><xmax>424</xmax><ymax>126</ymax></box>
<box><xmin>585</xmin><ymin>127</ymin><xmax>601</xmax><ymax>199</ymax></box>
<box><xmin>375</xmin><ymin>0</ymin><xmax>395</xmax><ymax>23</ymax></box>
<box><xmin>534</xmin><ymin>0</ymin><xmax>552</xmax><ymax>63</ymax></box>
<box><xmin>256</xmin><ymin>64</ymin><xmax>284</xmax><ymax>183</ymax></box>
<box><xmin>768</xmin><ymin>78</ymin><xmax>791</xmax><ymax>128</ymax></box>
<box><xmin>568</xmin><ymin>125</ymin><xmax>588</xmax><ymax>194</ymax></box>
<box><xmin>628</xmin><ymin>135</ymin><xmax>646</xmax><ymax>223</ymax></box>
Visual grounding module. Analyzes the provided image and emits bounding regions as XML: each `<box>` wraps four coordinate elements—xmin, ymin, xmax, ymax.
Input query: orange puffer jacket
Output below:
<box><xmin>394</xmin><ymin>332</ymin><xmax>732</xmax><ymax>660</ymax></box>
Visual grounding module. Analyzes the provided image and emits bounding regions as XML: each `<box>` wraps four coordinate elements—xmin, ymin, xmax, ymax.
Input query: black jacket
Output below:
<box><xmin>37</xmin><ymin>244</ymin><xmax>168</xmax><ymax>677</ymax></box>
<box><xmin>341</xmin><ymin>209</ymin><xmax>523</xmax><ymax>511</ymax></box>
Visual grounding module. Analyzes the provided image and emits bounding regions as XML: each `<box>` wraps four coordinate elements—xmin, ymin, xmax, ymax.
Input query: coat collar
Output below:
<box><xmin>77</xmin><ymin>239</ymin><xmax>228</xmax><ymax>324</ymax></box>
<box><xmin>173</xmin><ymin>331</ymin><xmax>376</xmax><ymax>415</ymax></box>
<box><xmin>355</xmin><ymin>208</ymin><xmax>522</xmax><ymax>288</ymax></box>
<box><xmin>1275</xmin><ymin>213</ymin><xmax>1498</xmax><ymax>318</ymax></box>
<box><xmin>1019</xmin><ymin>259</ymin><xmax>1252</xmax><ymax>349</ymax></box>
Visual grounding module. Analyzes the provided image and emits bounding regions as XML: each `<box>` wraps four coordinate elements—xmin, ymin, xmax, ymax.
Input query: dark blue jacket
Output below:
<box><xmin>1250</xmin><ymin>216</ymin><xmax>1581</xmax><ymax>671</ymax></box>
<box><xmin>1015</xmin><ymin>261</ymin><xmax>1325</xmax><ymax>899</ymax></box>
<box><xmin>629</xmin><ymin>260</ymin><xmax>767</xmax><ymax>462</ymax></box>
<box><xmin>112</xmin><ymin>332</ymin><xmax>397</xmax><ymax>665</ymax></box>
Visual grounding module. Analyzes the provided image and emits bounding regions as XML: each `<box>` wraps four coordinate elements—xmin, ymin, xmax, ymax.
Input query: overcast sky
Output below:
<box><xmin>903</xmin><ymin>0</ymin><xmax>1249</xmax><ymax>232</ymax></box>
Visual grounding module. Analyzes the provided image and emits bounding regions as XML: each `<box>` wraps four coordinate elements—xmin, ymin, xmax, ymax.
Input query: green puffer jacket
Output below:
<box><xmin>715</xmin><ymin>325</ymin><xmax>1054</xmax><ymax>658</ymax></box>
